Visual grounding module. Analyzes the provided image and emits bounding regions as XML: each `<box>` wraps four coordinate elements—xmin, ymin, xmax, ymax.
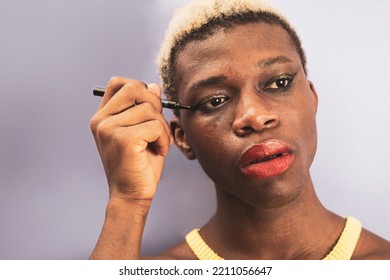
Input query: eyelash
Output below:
<box><xmin>263</xmin><ymin>74</ymin><xmax>295</xmax><ymax>91</ymax></box>
<box><xmin>193</xmin><ymin>73</ymin><xmax>296</xmax><ymax>112</ymax></box>
<box><xmin>194</xmin><ymin>94</ymin><xmax>229</xmax><ymax>111</ymax></box>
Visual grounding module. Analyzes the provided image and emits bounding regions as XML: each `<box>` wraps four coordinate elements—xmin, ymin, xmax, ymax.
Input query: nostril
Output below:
<box><xmin>264</xmin><ymin>119</ymin><xmax>276</xmax><ymax>128</ymax></box>
<box><xmin>232</xmin><ymin>106</ymin><xmax>279</xmax><ymax>135</ymax></box>
<box><xmin>242</xmin><ymin>126</ymin><xmax>253</xmax><ymax>132</ymax></box>
<box><xmin>237</xmin><ymin>126</ymin><xmax>254</xmax><ymax>136</ymax></box>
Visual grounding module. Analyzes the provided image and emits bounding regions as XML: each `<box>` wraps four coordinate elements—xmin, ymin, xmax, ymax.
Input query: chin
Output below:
<box><xmin>222</xmin><ymin>170</ymin><xmax>310</xmax><ymax>210</ymax></box>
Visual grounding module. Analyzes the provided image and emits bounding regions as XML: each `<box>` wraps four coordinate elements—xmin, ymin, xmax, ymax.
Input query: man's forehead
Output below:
<box><xmin>176</xmin><ymin>23</ymin><xmax>296</xmax><ymax>68</ymax></box>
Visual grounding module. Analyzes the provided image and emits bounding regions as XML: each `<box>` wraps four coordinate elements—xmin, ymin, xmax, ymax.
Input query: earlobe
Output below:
<box><xmin>309</xmin><ymin>81</ymin><xmax>319</xmax><ymax>113</ymax></box>
<box><xmin>170</xmin><ymin>117</ymin><xmax>197</xmax><ymax>160</ymax></box>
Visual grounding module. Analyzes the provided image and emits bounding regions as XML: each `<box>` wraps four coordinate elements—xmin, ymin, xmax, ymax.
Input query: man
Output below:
<box><xmin>89</xmin><ymin>0</ymin><xmax>390</xmax><ymax>259</ymax></box>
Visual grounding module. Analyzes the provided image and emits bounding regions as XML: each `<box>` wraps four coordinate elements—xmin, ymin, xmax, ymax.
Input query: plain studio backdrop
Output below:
<box><xmin>0</xmin><ymin>0</ymin><xmax>389</xmax><ymax>259</ymax></box>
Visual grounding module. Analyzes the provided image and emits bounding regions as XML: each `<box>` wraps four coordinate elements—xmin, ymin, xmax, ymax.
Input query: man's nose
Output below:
<box><xmin>232</xmin><ymin>90</ymin><xmax>279</xmax><ymax>137</ymax></box>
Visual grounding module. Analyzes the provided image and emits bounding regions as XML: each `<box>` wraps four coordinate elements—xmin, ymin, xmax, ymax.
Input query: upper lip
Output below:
<box><xmin>239</xmin><ymin>139</ymin><xmax>293</xmax><ymax>167</ymax></box>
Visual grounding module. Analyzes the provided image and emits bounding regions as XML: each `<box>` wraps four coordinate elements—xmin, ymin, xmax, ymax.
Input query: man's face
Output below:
<box><xmin>172</xmin><ymin>22</ymin><xmax>318</xmax><ymax>208</ymax></box>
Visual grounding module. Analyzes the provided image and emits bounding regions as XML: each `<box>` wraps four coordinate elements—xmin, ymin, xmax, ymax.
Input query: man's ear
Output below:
<box><xmin>308</xmin><ymin>80</ymin><xmax>319</xmax><ymax>114</ymax></box>
<box><xmin>170</xmin><ymin>117</ymin><xmax>197</xmax><ymax>160</ymax></box>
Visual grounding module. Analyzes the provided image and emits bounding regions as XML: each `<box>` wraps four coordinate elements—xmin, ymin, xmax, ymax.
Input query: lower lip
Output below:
<box><xmin>240</xmin><ymin>153</ymin><xmax>294</xmax><ymax>179</ymax></box>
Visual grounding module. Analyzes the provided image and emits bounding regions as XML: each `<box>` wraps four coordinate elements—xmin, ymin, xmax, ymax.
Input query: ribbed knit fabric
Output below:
<box><xmin>185</xmin><ymin>228</ymin><xmax>224</xmax><ymax>260</ymax></box>
<box><xmin>185</xmin><ymin>216</ymin><xmax>362</xmax><ymax>260</ymax></box>
<box><xmin>323</xmin><ymin>216</ymin><xmax>361</xmax><ymax>260</ymax></box>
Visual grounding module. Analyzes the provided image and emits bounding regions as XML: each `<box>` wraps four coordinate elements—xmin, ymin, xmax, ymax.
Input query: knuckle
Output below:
<box><xmin>108</xmin><ymin>76</ymin><xmax>123</xmax><ymax>87</ymax></box>
<box><xmin>93</xmin><ymin>118</ymin><xmax>114</xmax><ymax>140</ymax></box>
<box><xmin>123</xmin><ymin>80</ymin><xmax>147</xmax><ymax>92</ymax></box>
<box><xmin>141</xmin><ymin>101</ymin><xmax>156</xmax><ymax>112</ymax></box>
<box><xmin>106</xmin><ymin>77</ymin><xmax>128</xmax><ymax>95</ymax></box>
<box><xmin>151</xmin><ymin>94</ymin><xmax>163</xmax><ymax>111</ymax></box>
<box><xmin>122</xmin><ymin>82</ymin><xmax>135</xmax><ymax>92</ymax></box>
<box><xmin>142</xmin><ymin>95</ymin><xmax>162</xmax><ymax>112</ymax></box>
<box><xmin>89</xmin><ymin>114</ymin><xmax>102</xmax><ymax>132</ymax></box>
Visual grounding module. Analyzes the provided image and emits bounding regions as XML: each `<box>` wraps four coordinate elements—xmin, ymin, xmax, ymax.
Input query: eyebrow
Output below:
<box><xmin>188</xmin><ymin>56</ymin><xmax>293</xmax><ymax>92</ymax></box>
<box><xmin>257</xmin><ymin>56</ymin><xmax>293</xmax><ymax>68</ymax></box>
<box><xmin>189</xmin><ymin>75</ymin><xmax>227</xmax><ymax>91</ymax></box>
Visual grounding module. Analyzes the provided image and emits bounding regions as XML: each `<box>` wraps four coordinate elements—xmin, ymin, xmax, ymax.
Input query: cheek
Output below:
<box><xmin>289</xmin><ymin>95</ymin><xmax>318</xmax><ymax>163</ymax></box>
<box><xmin>305</xmin><ymin>114</ymin><xmax>318</xmax><ymax>160</ymax></box>
<box><xmin>186</xmin><ymin>116</ymin><xmax>227</xmax><ymax>157</ymax></box>
<box><xmin>184</xmin><ymin>115</ymin><xmax>235</xmax><ymax>175</ymax></box>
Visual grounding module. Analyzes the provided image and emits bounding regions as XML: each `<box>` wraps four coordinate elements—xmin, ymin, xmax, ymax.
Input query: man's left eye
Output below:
<box><xmin>265</xmin><ymin>75</ymin><xmax>293</xmax><ymax>90</ymax></box>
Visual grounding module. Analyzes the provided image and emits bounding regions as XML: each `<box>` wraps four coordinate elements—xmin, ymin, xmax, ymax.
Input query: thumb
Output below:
<box><xmin>147</xmin><ymin>83</ymin><xmax>162</xmax><ymax>98</ymax></box>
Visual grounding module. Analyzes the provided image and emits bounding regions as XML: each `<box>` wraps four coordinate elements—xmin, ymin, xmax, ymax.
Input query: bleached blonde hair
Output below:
<box><xmin>157</xmin><ymin>0</ymin><xmax>306</xmax><ymax>104</ymax></box>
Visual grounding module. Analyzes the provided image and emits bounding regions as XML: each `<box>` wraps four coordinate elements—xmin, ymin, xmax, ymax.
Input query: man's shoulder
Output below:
<box><xmin>353</xmin><ymin>228</ymin><xmax>390</xmax><ymax>260</ymax></box>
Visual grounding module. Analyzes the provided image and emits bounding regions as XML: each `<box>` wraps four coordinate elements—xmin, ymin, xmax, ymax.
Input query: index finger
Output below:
<box><xmin>98</xmin><ymin>77</ymin><xmax>147</xmax><ymax>110</ymax></box>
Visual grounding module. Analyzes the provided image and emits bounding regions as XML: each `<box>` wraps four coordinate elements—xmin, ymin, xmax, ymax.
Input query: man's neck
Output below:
<box><xmin>200</xmin><ymin>179</ymin><xmax>344</xmax><ymax>259</ymax></box>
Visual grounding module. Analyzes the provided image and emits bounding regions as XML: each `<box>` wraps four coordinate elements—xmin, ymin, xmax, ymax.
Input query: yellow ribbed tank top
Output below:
<box><xmin>185</xmin><ymin>216</ymin><xmax>361</xmax><ymax>260</ymax></box>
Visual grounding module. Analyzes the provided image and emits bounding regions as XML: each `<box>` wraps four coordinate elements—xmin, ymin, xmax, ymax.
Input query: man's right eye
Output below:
<box><xmin>195</xmin><ymin>95</ymin><xmax>229</xmax><ymax>111</ymax></box>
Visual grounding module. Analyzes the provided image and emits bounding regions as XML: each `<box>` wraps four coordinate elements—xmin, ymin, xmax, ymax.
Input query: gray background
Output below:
<box><xmin>1</xmin><ymin>0</ymin><xmax>389</xmax><ymax>259</ymax></box>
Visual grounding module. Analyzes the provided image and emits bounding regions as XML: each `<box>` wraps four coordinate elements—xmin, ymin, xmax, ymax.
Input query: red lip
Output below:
<box><xmin>239</xmin><ymin>140</ymin><xmax>294</xmax><ymax>179</ymax></box>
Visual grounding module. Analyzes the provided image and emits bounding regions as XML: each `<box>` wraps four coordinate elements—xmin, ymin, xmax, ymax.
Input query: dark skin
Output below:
<box><xmin>90</xmin><ymin>22</ymin><xmax>390</xmax><ymax>259</ymax></box>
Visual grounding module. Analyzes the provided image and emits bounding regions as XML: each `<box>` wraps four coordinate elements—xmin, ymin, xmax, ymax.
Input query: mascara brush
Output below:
<box><xmin>92</xmin><ymin>86</ymin><xmax>192</xmax><ymax>110</ymax></box>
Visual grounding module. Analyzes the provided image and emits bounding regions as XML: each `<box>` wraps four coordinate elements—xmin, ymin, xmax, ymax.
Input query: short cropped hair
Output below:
<box><xmin>157</xmin><ymin>0</ymin><xmax>307</xmax><ymax>104</ymax></box>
